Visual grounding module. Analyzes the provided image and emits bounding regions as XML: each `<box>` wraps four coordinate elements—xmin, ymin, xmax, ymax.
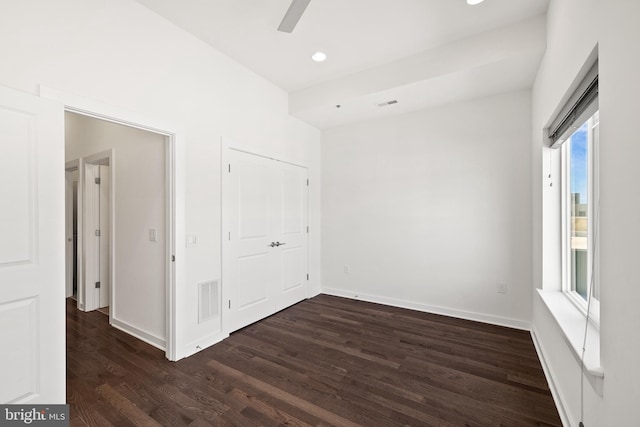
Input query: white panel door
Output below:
<box><xmin>84</xmin><ymin>163</ymin><xmax>100</xmax><ymax>312</ymax></box>
<box><xmin>98</xmin><ymin>165</ymin><xmax>110</xmax><ymax>309</ymax></box>
<box><xmin>273</xmin><ymin>162</ymin><xmax>308</xmax><ymax>312</ymax></box>
<box><xmin>0</xmin><ymin>86</ymin><xmax>65</xmax><ymax>403</ymax></box>
<box><xmin>65</xmin><ymin>170</ymin><xmax>74</xmax><ymax>299</ymax></box>
<box><xmin>225</xmin><ymin>149</ymin><xmax>308</xmax><ymax>333</ymax></box>
<box><xmin>227</xmin><ymin>152</ymin><xmax>277</xmax><ymax>332</ymax></box>
<box><xmin>84</xmin><ymin>163</ymin><xmax>110</xmax><ymax>311</ymax></box>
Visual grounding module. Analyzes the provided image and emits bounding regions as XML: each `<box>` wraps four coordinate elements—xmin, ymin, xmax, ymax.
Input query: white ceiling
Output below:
<box><xmin>135</xmin><ymin>0</ymin><xmax>549</xmax><ymax>129</ymax></box>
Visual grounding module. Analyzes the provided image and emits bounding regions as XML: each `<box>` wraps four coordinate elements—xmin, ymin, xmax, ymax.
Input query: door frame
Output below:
<box><xmin>220</xmin><ymin>137</ymin><xmax>310</xmax><ymax>335</ymax></box>
<box><xmin>41</xmin><ymin>86</ymin><xmax>184</xmax><ymax>361</ymax></box>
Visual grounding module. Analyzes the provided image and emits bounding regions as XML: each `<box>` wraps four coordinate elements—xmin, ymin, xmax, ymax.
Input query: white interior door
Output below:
<box><xmin>65</xmin><ymin>165</ymin><xmax>81</xmax><ymax>302</ymax></box>
<box><xmin>98</xmin><ymin>165</ymin><xmax>110</xmax><ymax>309</ymax></box>
<box><xmin>227</xmin><ymin>153</ymin><xmax>277</xmax><ymax>332</ymax></box>
<box><xmin>65</xmin><ymin>170</ymin><xmax>75</xmax><ymax>299</ymax></box>
<box><xmin>84</xmin><ymin>163</ymin><xmax>101</xmax><ymax>312</ymax></box>
<box><xmin>0</xmin><ymin>86</ymin><xmax>65</xmax><ymax>403</ymax></box>
<box><xmin>273</xmin><ymin>163</ymin><xmax>308</xmax><ymax>312</ymax></box>
<box><xmin>225</xmin><ymin>149</ymin><xmax>308</xmax><ymax>333</ymax></box>
<box><xmin>84</xmin><ymin>163</ymin><xmax>110</xmax><ymax>311</ymax></box>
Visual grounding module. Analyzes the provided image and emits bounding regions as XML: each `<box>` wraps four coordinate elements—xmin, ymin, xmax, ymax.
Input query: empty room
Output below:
<box><xmin>1</xmin><ymin>0</ymin><xmax>639</xmax><ymax>426</ymax></box>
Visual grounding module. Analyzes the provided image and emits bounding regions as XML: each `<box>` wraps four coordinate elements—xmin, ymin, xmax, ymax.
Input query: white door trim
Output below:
<box><xmin>40</xmin><ymin>86</ymin><xmax>184</xmax><ymax>361</ymax></box>
<box><xmin>224</xmin><ymin>146</ymin><xmax>309</xmax><ymax>170</ymax></box>
<box><xmin>221</xmin><ymin>137</ymin><xmax>310</xmax><ymax>335</ymax></box>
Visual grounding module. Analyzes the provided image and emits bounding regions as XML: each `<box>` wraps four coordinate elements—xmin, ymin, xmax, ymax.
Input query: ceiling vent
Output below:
<box><xmin>377</xmin><ymin>100</ymin><xmax>398</xmax><ymax>107</ymax></box>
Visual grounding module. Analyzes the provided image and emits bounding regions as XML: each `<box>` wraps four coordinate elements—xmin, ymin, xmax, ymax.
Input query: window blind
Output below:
<box><xmin>548</xmin><ymin>61</ymin><xmax>599</xmax><ymax>148</ymax></box>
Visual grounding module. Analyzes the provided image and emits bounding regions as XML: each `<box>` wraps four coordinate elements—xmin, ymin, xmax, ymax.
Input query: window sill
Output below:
<box><xmin>537</xmin><ymin>289</ymin><xmax>603</xmax><ymax>393</ymax></box>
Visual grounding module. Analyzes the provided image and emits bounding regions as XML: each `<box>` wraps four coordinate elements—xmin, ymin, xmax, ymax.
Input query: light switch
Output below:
<box><xmin>186</xmin><ymin>234</ymin><xmax>197</xmax><ymax>247</ymax></box>
<box><xmin>149</xmin><ymin>228</ymin><xmax>157</xmax><ymax>242</ymax></box>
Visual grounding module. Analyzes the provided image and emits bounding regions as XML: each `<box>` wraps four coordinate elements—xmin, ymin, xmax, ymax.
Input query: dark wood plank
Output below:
<box><xmin>66</xmin><ymin>295</ymin><xmax>562</xmax><ymax>426</ymax></box>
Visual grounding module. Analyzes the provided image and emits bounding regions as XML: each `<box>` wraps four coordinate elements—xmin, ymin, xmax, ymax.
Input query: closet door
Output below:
<box><xmin>0</xmin><ymin>86</ymin><xmax>65</xmax><ymax>403</ymax></box>
<box><xmin>272</xmin><ymin>162</ymin><xmax>308</xmax><ymax>312</ymax></box>
<box><xmin>225</xmin><ymin>149</ymin><xmax>308</xmax><ymax>333</ymax></box>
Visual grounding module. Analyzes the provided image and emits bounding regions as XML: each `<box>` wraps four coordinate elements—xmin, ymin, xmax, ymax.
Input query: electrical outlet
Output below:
<box><xmin>497</xmin><ymin>283</ymin><xmax>507</xmax><ymax>294</ymax></box>
<box><xmin>148</xmin><ymin>228</ymin><xmax>157</xmax><ymax>242</ymax></box>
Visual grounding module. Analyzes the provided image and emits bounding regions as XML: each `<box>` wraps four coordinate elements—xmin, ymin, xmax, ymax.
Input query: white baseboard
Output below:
<box><xmin>530</xmin><ymin>327</ymin><xmax>571</xmax><ymax>427</ymax></box>
<box><xmin>110</xmin><ymin>317</ymin><xmax>166</xmax><ymax>351</ymax></box>
<box><xmin>177</xmin><ymin>332</ymin><xmax>229</xmax><ymax>361</ymax></box>
<box><xmin>308</xmin><ymin>288</ymin><xmax>322</xmax><ymax>299</ymax></box>
<box><xmin>321</xmin><ymin>287</ymin><xmax>531</xmax><ymax>331</ymax></box>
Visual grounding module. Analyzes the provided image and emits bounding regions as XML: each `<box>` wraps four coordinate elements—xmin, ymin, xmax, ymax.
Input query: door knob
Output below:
<box><xmin>276</xmin><ymin>241</ymin><xmax>286</xmax><ymax>247</ymax></box>
<box><xmin>269</xmin><ymin>242</ymin><xmax>277</xmax><ymax>247</ymax></box>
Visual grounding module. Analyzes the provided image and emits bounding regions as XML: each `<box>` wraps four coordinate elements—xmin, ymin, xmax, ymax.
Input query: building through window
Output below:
<box><xmin>564</xmin><ymin>110</ymin><xmax>599</xmax><ymax>302</ymax></box>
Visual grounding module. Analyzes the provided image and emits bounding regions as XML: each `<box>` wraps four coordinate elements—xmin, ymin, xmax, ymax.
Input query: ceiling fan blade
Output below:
<box><xmin>277</xmin><ymin>0</ymin><xmax>311</xmax><ymax>33</ymax></box>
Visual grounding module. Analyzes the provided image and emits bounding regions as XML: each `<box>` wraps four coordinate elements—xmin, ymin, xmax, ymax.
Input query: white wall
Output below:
<box><xmin>322</xmin><ymin>90</ymin><xmax>532</xmax><ymax>329</ymax></box>
<box><xmin>532</xmin><ymin>0</ymin><xmax>640</xmax><ymax>425</ymax></box>
<box><xmin>0</xmin><ymin>0</ymin><xmax>321</xmax><ymax>359</ymax></box>
<box><xmin>66</xmin><ymin>112</ymin><xmax>167</xmax><ymax>346</ymax></box>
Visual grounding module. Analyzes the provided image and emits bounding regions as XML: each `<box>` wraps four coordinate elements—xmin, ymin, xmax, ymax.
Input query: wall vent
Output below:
<box><xmin>376</xmin><ymin>99</ymin><xmax>398</xmax><ymax>107</ymax></box>
<box><xmin>198</xmin><ymin>280</ymin><xmax>219</xmax><ymax>324</ymax></box>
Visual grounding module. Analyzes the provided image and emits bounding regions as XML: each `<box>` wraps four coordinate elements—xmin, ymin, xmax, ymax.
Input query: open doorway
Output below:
<box><xmin>42</xmin><ymin>85</ymin><xmax>183</xmax><ymax>361</ymax></box>
<box><xmin>64</xmin><ymin>111</ymin><xmax>170</xmax><ymax>352</ymax></box>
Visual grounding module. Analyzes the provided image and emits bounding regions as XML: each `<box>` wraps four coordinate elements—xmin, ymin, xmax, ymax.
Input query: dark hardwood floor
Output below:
<box><xmin>66</xmin><ymin>295</ymin><xmax>561</xmax><ymax>426</ymax></box>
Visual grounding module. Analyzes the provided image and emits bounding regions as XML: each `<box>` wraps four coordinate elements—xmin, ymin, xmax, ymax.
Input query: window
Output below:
<box><xmin>548</xmin><ymin>60</ymin><xmax>599</xmax><ymax>321</ymax></box>
<box><xmin>562</xmin><ymin>110</ymin><xmax>599</xmax><ymax>315</ymax></box>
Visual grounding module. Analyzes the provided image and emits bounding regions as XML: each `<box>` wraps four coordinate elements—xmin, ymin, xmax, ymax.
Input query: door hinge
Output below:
<box><xmin>306</xmin><ymin>274</ymin><xmax>309</xmax><ymax>281</ymax></box>
<box><xmin>95</xmin><ymin>177</ymin><xmax>101</xmax><ymax>184</ymax></box>
<box><xmin>306</xmin><ymin>179</ymin><xmax>309</xmax><ymax>186</ymax></box>
<box><xmin>95</xmin><ymin>229</ymin><xmax>101</xmax><ymax>237</ymax></box>
<box><xmin>306</xmin><ymin>226</ymin><xmax>309</xmax><ymax>234</ymax></box>
<box><xmin>228</xmin><ymin>231</ymin><xmax>231</xmax><ymax>241</ymax></box>
<box><xmin>171</xmin><ymin>255</ymin><xmax>175</xmax><ymax>262</ymax></box>
<box><xmin>228</xmin><ymin>163</ymin><xmax>231</xmax><ymax>173</ymax></box>
<box><xmin>95</xmin><ymin>281</ymin><xmax>101</xmax><ymax>289</ymax></box>
<box><xmin>228</xmin><ymin>300</ymin><xmax>231</xmax><ymax>309</ymax></box>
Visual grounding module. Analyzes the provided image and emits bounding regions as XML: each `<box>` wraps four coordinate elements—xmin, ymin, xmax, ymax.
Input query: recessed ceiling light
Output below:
<box><xmin>467</xmin><ymin>0</ymin><xmax>484</xmax><ymax>5</ymax></box>
<box><xmin>311</xmin><ymin>51</ymin><xmax>327</xmax><ymax>62</ymax></box>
